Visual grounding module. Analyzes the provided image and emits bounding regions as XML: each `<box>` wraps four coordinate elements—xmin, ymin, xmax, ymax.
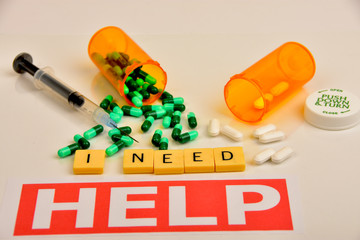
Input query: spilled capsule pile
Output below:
<box><xmin>141</xmin><ymin>92</ymin><xmax>198</xmax><ymax>149</ymax></box>
<box><xmin>92</xmin><ymin>51</ymin><xmax>161</xmax><ymax>107</ymax></box>
<box><xmin>57</xmin><ymin>90</ymin><xmax>200</xmax><ymax>159</ymax></box>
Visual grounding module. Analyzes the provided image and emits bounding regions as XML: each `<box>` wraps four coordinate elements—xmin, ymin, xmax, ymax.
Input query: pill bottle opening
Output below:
<box><xmin>278</xmin><ymin>42</ymin><xmax>316</xmax><ymax>83</ymax></box>
<box><xmin>224</xmin><ymin>77</ymin><xmax>266</xmax><ymax>122</ymax></box>
<box><xmin>121</xmin><ymin>61</ymin><xmax>167</xmax><ymax>106</ymax></box>
<box><xmin>88</xmin><ymin>26</ymin><xmax>167</xmax><ymax>107</ymax></box>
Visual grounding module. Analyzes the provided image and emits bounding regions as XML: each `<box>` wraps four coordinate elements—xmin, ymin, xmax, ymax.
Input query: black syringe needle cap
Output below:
<box><xmin>13</xmin><ymin>53</ymin><xmax>39</xmax><ymax>76</ymax></box>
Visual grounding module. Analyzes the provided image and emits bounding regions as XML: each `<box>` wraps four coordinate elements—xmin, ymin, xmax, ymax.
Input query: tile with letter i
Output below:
<box><xmin>213</xmin><ymin>147</ymin><xmax>246</xmax><ymax>172</ymax></box>
<box><xmin>123</xmin><ymin>149</ymin><xmax>154</xmax><ymax>174</ymax></box>
<box><xmin>184</xmin><ymin>148</ymin><xmax>214</xmax><ymax>173</ymax></box>
<box><xmin>154</xmin><ymin>150</ymin><xmax>184</xmax><ymax>174</ymax></box>
<box><xmin>73</xmin><ymin>150</ymin><xmax>106</xmax><ymax>174</ymax></box>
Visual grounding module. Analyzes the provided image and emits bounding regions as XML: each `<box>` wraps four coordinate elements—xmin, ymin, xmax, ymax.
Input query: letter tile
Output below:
<box><xmin>73</xmin><ymin>150</ymin><xmax>106</xmax><ymax>174</ymax></box>
<box><xmin>154</xmin><ymin>150</ymin><xmax>184</xmax><ymax>174</ymax></box>
<box><xmin>184</xmin><ymin>148</ymin><xmax>214</xmax><ymax>173</ymax></box>
<box><xmin>123</xmin><ymin>149</ymin><xmax>154</xmax><ymax>174</ymax></box>
<box><xmin>213</xmin><ymin>147</ymin><xmax>245</xmax><ymax>172</ymax></box>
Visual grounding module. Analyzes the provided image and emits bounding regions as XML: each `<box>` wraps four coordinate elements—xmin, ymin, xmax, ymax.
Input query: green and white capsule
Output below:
<box><xmin>162</xmin><ymin>112</ymin><xmax>172</xmax><ymax>128</ymax></box>
<box><xmin>112</xmin><ymin>65</ymin><xmax>123</xmax><ymax>77</ymax></box>
<box><xmin>109</xmin><ymin>102</ymin><xmax>124</xmax><ymax>116</ymax></box>
<box><xmin>160</xmin><ymin>91</ymin><xmax>173</xmax><ymax>100</ymax></box>
<box><xmin>163</xmin><ymin>103</ymin><xmax>186</xmax><ymax>112</ymax></box>
<box><xmin>110</xmin><ymin>112</ymin><xmax>122</xmax><ymax>123</ymax></box>
<box><xmin>108</xmin><ymin>126</ymin><xmax>132</xmax><ymax>137</ymax></box>
<box><xmin>123</xmin><ymin>84</ymin><xmax>129</xmax><ymax>95</ymax></box>
<box><xmin>141</xmin><ymin>105</ymin><xmax>164</xmax><ymax>113</ymax></box>
<box><xmin>108</xmin><ymin>51</ymin><xmax>125</xmax><ymax>67</ymax></box>
<box><xmin>121</xmin><ymin>105</ymin><xmax>143</xmax><ymax>117</ymax></box>
<box><xmin>133</xmin><ymin>91</ymin><xmax>143</xmax><ymax>100</ymax></box>
<box><xmin>58</xmin><ymin>143</ymin><xmax>80</xmax><ymax>158</ymax></box>
<box><xmin>103</xmin><ymin>64</ymin><xmax>112</xmax><ymax>73</ymax></box>
<box><xmin>144</xmin><ymin>108</ymin><xmax>167</xmax><ymax>119</ymax></box>
<box><xmin>111</xmin><ymin>134</ymin><xmax>134</xmax><ymax>146</ymax></box>
<box><xmin>139</xmin><ymin>89</ymin><xmax>150</xmax><ymax>99</ymax></box>
<box><xmin>105</xmin><ymin>141</ymin><xmax>126</xmax><ymax>157</ymax></box>
<box><xmin>151</xmin><ymin>129</ymin><xmax>162</xmax><ymax>147</ymax></box>
<box><xmin>136</xmin><ymin>78</ymin><xmax>144</xmax><ymax>86</ymax></box>
<box><xmin>171</xmin><ymin>124</ymin><xmax>182</xmax><ymax>140</ymax></box>
<box><xmin>178</xmin><ymin>131</ymin><xmax>198</xmax><ymax>144</ymax></box>
<box><xmin>162</xmin><ymin>97</ymin><xmax>184</xmax><ymax>105</ymax></box>
<box><xmin>159</xmin><ymin>137</ymin><xmax>169</xmax><ymax>150</ymax></box>
<box><xmin>170</xmin><ymin>111</ymin><xmax>181</xmax><ymax>127</ymax></box>
<box><xmin>118</xmin><ymin>126</ymin><xmax>132</xmax><ymax>135</ymax></box>
<box><xmin>143</xmin><ymin>83</ymin><xmax>159</xmax><ymax>94</ymax></box>
<box><xmin>138</xmin><ymin>70</ymin><xmax>157</xmax><ymax>85</ymax></box>
<box><xmin>141</xmin><ymin>116</ymin><xmax>155</xmax><ymax>132</ymax></box>
<box><xmin>84</xmin><ymin>125</ymin><xmax>104</xmax><ymax>140</ymax></box>
<box><xmin>125</xmin><ymin>78</ymin><xmax>139</xmax><ymax>91</ymax></box>
<box><xmin>92</xmin><ymin>52</ymin><xmax>106</xmax><ymax>66</ymax></box>
<box><xmin>100</xmin><ymin>95</ymin><xmax>113</xmax><ymax>110</ymax></box>
<box><xmin>74</xmin><ymin>134</ymin><xmax>90</xmax><ymax>149</ymax></box>
<box><xmin>187</xmin><ymin>112</ymin><xmax>197</xmax><ymax>129</ymax></box>
<box><xmin>127</xmin><ymin>92</ymin><xmax>143</xmax><ymax>107</ymax></box>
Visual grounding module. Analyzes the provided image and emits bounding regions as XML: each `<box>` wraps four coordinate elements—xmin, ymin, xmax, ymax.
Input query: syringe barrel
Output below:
<box><xmin>33</xmin><ymin>68</ymin><xmax>75</xmax><ymax>102</ymax></box>
<box><xmin>33</xmin><ymin>68</ymin><xmax>116</xmax><ymax>127</ymax></box>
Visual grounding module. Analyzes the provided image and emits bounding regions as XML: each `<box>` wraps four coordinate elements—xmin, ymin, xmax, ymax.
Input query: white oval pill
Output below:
<box><xmin>220</xmin><ymin>125</ymin><xmax>243</xmax><ymax>141</ymax></box>
<box><xmin>253</xmin><ymin>124</ymin><xmax>277</xmax><ymax>138</ymax></box>
<box><xmin>254</xmin><ymin>148</ymin><xmax>276</xmax><ymax>165</ymax></box>
<box><xmin>259</xmin><ymin>130</ymin><xmax>285</xmax><ymax>143</ymax></box>
<box><xmin>208</xmin><ymin>119</ymin><xmax>220</xmax><ymax>136</ymax></box>
<box><xmin>271</xmin><ymin>146</ymin><xmax>293</xmax><ymax>163</ymax></box>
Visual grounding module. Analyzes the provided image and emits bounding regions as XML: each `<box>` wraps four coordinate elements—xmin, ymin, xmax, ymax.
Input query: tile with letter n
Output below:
<box><xmin>73</xmin><ymin>150</ymin><xmax>106</xmax><ymax>174</ymax></box>
<box><xmin>213</xmin><ymin>147</ymin><xmax>245</xmax><ymax>172</ymax></box>
<box><xmin>154</xmin><ymin>150</ymin><xmax>184</xmax><ymax>174</ymax></box>
<box><xmin>184</xmin><ymin>148</ymin><xmax>214</xmax><ymax>173</ymax></box>
<box><xmin>123</xmin><ymin>149</ymin><xmax>154</xmax><ymax>174</ymax></box>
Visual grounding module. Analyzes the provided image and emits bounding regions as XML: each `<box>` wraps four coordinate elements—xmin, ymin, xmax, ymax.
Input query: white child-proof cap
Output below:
<box><xmin>304</xmin><ymin>88</ymin><xmax>360</xmax><ymax>130</ymax></box>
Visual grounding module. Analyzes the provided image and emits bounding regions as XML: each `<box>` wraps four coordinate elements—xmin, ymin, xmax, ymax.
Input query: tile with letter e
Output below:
<box><xmin>154</xmin><ymin>150</ymin><xmax>184</xmax><ymax>174</ymax></box>
<box><xmin>184</xmin><ymin>148</ymin><xmax>214</xmax><ymax>173</ymax></box>
<box><xmin>214</xmin><ymin>147</ymin><xmax>245</xmax><ymax>172</ymax></box>
<box><xmin>123</xmin><ymin>149</ymin><xmax>154</xmax><ymax>174</ymax></box>
<box><xmin>73</xmin><ymin>150</ymin><xmax>106</xmax><ymax>174</ymax></box>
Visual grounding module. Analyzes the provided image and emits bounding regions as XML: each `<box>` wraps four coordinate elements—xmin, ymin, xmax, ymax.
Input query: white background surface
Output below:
<box><xmin>1</xmin><ymin>0</ymin><xmax>360</xmax><ymax>239</ymax></box>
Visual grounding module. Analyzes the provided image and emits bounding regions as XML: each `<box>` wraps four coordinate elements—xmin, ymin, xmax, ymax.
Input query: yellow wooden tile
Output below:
<box><xmin>154</xmin><ymin>150</ymin><xmax>184</xmax><ymax>174</ymax></box>
<box><xmin>73</xmin><ymin>150</ymin><xmax>105</xmax><ymax>174</ymax></box>
<box><xmin>214</xmin><ymin>147</ymin><xmax>245</xmax><ymax>172</ymax></box>
<box><xmin>123</xmin><ymin>149</ymin><xmax>154</xmax><ymax>174</ymax></box>
<box><xmin>184</xmin><ymin>148</ymin><xmax>214</xmax><ymax>173</ymax></box>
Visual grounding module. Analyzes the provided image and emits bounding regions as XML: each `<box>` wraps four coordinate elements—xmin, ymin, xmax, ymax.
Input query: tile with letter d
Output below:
<box><xmin>213</xmin><ymin>147</ymin><xmax>245</xmax><ymax>172</ymax></box>
<box><xmin>73</xmin><ymin>150</ymin><xmax>105</xmax><ymax>174</ymax></box>
<box><xmin>123</xmin><ymin>149</ymin><xmax>154</xmax><ymax>174</ymax></box>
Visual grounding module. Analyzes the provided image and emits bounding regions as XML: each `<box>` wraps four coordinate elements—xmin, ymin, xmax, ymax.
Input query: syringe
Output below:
<box><xmin>13</xmin><ymin>53</ymin><xmax>121</xmax><ymax>130</ymax></box>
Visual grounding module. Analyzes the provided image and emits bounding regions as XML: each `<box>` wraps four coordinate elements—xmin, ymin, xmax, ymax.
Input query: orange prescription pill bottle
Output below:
<box><xmin>88</xmin><ymin>26</ymin><xmax>167</xmax><ymax>107</ymax></box>
<box><xmin>224</xmin><ymin>42</ymin><xmax>316</xmax><ymax>122</ymax></box>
